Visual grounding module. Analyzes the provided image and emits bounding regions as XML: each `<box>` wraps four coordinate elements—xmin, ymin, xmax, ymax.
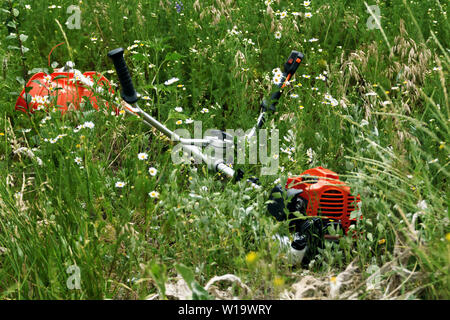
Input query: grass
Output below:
<box><xmin>0</xmin><ymin>0</ymin><xmax>448</xmax><ymax>299</ymax></box>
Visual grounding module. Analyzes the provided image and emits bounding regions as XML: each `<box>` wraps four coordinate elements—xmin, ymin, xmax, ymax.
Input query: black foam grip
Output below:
<box><xmin>107</xmin><ymin>48</ymin><xmax>138</xmax><ymax>104</ymax></box>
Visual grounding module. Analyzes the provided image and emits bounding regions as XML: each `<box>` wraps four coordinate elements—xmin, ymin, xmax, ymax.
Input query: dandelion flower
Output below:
<box><xmin>245</xmin><ymin>251</ymin><xmax>257</xmax><ymax>264</ymax></box>
<box><xmin>138</xmin><ymin>152</ymin><xmax>148</xmax><ymax>160</ymax></box>
<box><xmin>273</xmin><ymin>277</ymin><xmax>285</xmax><ymax>287</ymax></box>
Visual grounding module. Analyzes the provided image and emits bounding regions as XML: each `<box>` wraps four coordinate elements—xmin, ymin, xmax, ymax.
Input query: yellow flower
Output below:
<box><xmin>245</xmin><ymin>251</ymin><xmax>257</xmax><ymax>264</ymax></box>
<box><xmin>330</xmin><ymin>276</ymin><xmax>337</xmax><ymax>283</ymax></box>
<box><xmin>439</xmin><ymin>142</ymin><xmax>445</xmax><ymax>150</ymax></box>
<box><xmin>378</xmin><ymin>239</ymin><xmax>386</xmax><ymax>245</ymax></box>
<box><xmin>0</xmin><ymin>132</ymin><xmax>4</xmax><ymax>136</ymax></box>
<box><xmin>273</xmin><ymin>277</ymin><xmax>285</xmax><ymax>287</ymax></box>
<box><xmin>446</xmin><ymin>233</ymin><xmax>450</xmax><ymax>242</ymax></box>
<box><xmin>385</xmin><ymin>91</ymin><xmax>390</xmax><ymax>94</ymax></box>
<box><xmin>299</xmin><ymin>105</ymin><xmax>304</xmax><ymax>109</ymax></box>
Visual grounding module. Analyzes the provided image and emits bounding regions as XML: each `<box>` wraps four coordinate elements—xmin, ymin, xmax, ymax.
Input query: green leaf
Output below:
<box><xmin>147</xmin><ymin>261</ymin><xmax>167</xmax><ymax>299</ymax></box>
<box><xmin>53</xmin><ymin>75</ymin><xmax>68</xmax><ymax>80</ymax></box>
<box><xmin>131</xmin><ymin>53</ymin><xmax>147</xmax><ymax>61</ymax></box>
<box><xmin>5</xmin><ymin>34</ymin><xmax>17</xmax><ymax>40</ymax></box>
<box><xmin>174</xmin><ymin>263</ymin><xmax>195</xmax><ymax>287</ymax></box>
<box><xmin>16</xmin><ymin>77</ymin><xmax>25</xmax><ymax>86</ymax></box>
<box><xmin>167</xmin><ymin>109</ymin><xmax>188</xmax><ymax>121</ymax></box>
<box><xmin>6</xmin><ymin>21</ymin><xmax>16</xmax><ymax>29</ymax></box>
<box><xmin>32</xmin><ymin>80</ymin><xmax>44</xmax><ymax>86</ymax></box>
<box><xmin>175</xmin><ymin>263</ymin><xmax>211</xmax><ymax>300</ymax></box>
<box><xmin>165</xmin><ymin>52</ymin><xmax>183</xmax><ymax>62</ymax></box>
<box><xmin>19</xmin><ymin>34</ymin><xmax>28</xmax><ymax>42</ymax></box>
<box><xmin>7</xmin><ymin>45</ymin><xmax>21</xmax><ymax>51</ymax></box>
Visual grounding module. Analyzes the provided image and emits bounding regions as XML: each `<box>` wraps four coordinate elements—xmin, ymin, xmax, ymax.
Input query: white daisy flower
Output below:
<box><xmin>115</xmin><ymin>181</ymin><xmax>126</xmax><ymax>188</ymax></box>
<box><xmin>175</xmin><ymin>106</ymin><xmax>183</xmax><ymax>112</ymax></box>
<box><xmin>149</xmin><ymin>191</ymin><xmax>160</xmax><ymax>198</ymax></box>
<box><xmin>138</xmin><ymin>152</ymin><xmax>148</xmax><ymax>160</ymax></box>
<box><xmin>275</xmin><ymin>31</ymin><xmax>282</xmax><ymax>39</ymax></box>
<box><xmin>290</xmin><ymin>94</ymin><xmax>299</xmax><ymax>98</ymax></box>
<box><xmin>185</xmin><ymin>118</ymin><xmax>194</xmax><ymax>124</ymax></box>
<box><xmin>272</xmin><ymin>67</ymin><xmax>282</xmax><ymax>76</ymax></box>
<box><xmin>304</xmin><ymin>1</ymin><xmax>311</xmax><ymax>6</ymax></box>
<box><xmin>75</xmin><ymin>157</ymin><xmax>82</xmax><ymax>165</ymax></box>
<box><xmin>83</xmin><ymin>121</ymin><xmax>95</xmax><ymax>129</ymax></box>
<box><xmin>201</xmin><ymin>108</ymin><xmax>209</xmax><ymax>113</ymax></box>
<box><xmin>176</xmin><ymin>120</ymin><xmax>183</xmax><ymax>125</ymax></box>
<box><xmin>273</xmin><ymin>76</ymin><xmax>282</xmax><ymax>85</ymax></box>
<box><xmin>148</xmin><ymin>167</ymin><xmax>157</xmax><ymax>176</ymax></box>
<box><xmin>305</xmin><ymin>12</ymin><xmax>312</xmax><ymax>18</ymax></box>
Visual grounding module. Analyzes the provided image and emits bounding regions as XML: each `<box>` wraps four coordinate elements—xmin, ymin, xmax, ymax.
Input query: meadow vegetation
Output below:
<box><xmin>0</xmin><ymin>0</ymin><xmax>448</xmax><ymax>299</ymax></box>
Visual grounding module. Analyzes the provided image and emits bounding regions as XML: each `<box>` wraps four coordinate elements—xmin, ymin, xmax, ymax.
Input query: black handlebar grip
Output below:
<box><xmin>107</xmin><ymin>48</ymin><xmax>138</xmax><ymax>104</ymax></box>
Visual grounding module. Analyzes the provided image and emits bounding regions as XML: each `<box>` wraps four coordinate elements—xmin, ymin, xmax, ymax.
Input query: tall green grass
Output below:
<box><xmin>0</xmin><ymin>0</ymin><xmax>448</xmax><ymax>299</ymax></box>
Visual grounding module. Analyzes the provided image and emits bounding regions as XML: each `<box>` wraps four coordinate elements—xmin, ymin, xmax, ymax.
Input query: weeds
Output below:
<box><xmin>0</xmin><ymin>0</ymin><xmax>448</xmax><ymax>299</ymax></box>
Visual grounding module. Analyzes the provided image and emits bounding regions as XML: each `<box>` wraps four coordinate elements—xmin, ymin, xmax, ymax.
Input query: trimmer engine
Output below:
<box><xmin>268</xmin><ymin>166</ymin><xmax>361</xmax><ymax>265</ymax></box>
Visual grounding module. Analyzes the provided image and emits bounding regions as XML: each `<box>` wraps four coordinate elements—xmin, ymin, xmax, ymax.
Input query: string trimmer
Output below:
<box><xmin>15</xmin><ymin>48</ymin><xmax>362</xmax><ymax>266</ymax></box>
<box><xmin>106</xmin><ymin>48</ymin><xmax>361</xmax><ymax>266</ymax></box>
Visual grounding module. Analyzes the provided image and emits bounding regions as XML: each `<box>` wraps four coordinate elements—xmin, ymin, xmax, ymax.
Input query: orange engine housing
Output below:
<box><xmin>286</xmin><ymin>166</ymin><xmax>361</xmax><ymax>234</ymax></box>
